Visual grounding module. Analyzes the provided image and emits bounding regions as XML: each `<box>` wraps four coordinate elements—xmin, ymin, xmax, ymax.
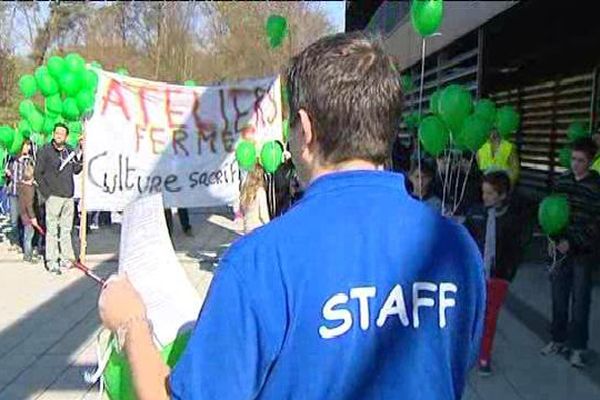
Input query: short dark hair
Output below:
<box><xmin>286</xmin><ymin>32</ymin><xmax>402</xmax><ymax>165</ymax></box>
<box><xmin>571</xmin><ymin>137</ymin><xmax>597</xmax><ymax>161</ymax></box>
<box><xmin>54</xmin><ymin>122</ymin><xmax>69</xmax><ymax>135</ymax></box>
<box><xmin>483</xmin><ymin>170</ymin><xmax>511</xmax><ymax>196</ymax></box>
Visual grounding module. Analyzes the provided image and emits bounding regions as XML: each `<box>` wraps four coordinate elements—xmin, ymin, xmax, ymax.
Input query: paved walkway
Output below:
<box><xmin>1</xmin><ymin>213</ymin><xmax>599</xmax><ymax>399</ymax></box>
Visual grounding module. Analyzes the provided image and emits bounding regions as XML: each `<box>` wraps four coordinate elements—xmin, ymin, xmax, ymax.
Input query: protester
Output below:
<box><xmin>4</xmin><ymin>139</ymin><xmax>34</xmax><ymax>250</ymax></box>
<box><xmin>540</xmin><ymin>138</ymin><xmax>600</xmax><ymax>368</ymax></box>
<box><xmin>464</xmin><ymin>170</ymin><xmax>531</xmax><ymax>376</ymax></box>
<box><xmin>272</xmin><ymin>153</ymin><xmax>295</xmax><ymax>218</ymax></box>
<box><xmin>17</xmin><ymin>164</ymin><xmax>42</xmax><ymax>263</ymax></box>
<box><xmin>34</xmin><ymin>123</ymin><xmax>83</xmax><ymax>274</ymax></box>
<box><xmin>97</xmin><ymin>32</ymin><xmax>485</xmax><ymax>400</ymax></box>
<box><xmin>391</xmin><ymin>133</ymin><xmax>413</xmax><ymax>173</ymax></box>
<box><xmin>408</xmin><ymin>160</ymin><xmax>442</xmax><ymax>212</ymax></box>
<box><xmin>477</xmin><ymin>129</ymin><xmax>520</xmax><ymax>185</ymax></box>
<box><xmin>165</xmin><ymin>208</ymin><xmax>193</xmax><ymax>238</ymax></box>
<box><xmin>239</xmin><ymin>164</ymin><xmax>270</xmax><ymax>234</ymax></box>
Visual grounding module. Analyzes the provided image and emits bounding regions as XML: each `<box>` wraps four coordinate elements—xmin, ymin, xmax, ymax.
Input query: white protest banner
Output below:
<box><xmin>83</xmin><ymin>70</ymin><xmax>282</xmax><ymax>211</ymax></box>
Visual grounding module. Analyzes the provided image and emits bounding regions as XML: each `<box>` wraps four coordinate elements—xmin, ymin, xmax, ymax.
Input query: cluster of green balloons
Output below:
<box><xmin>538</xmin><ymin>194</ymin><xmax>570</xmax><ymax>236</ymax></box>
<box><xmin>104</xmin><ymin>331</ymin><xmax>190</xmax><ymax>400</ymax></box>
<box><xmin>558</xmin><ymin>120</ymin><xmax>592</xmax><ymax>168</ymax></box>
<box><xmin>235</xmin><ymin>139</ymin><xmax>284</xmax><ymax>173</ymax></box>
<box><xmin>13</xmin><ymin>52</ymin><xmax>101</xmax><ymax>149</ymax></box>
<box><xmin>266</xmin><ymin>14</ymin><xmax>288</xmax><ymax>49</ymax></box>
<box><xmin>410</xmin><ymin>0</ymin><xmax>444</xmax><ymax>37</ymax></box>
<box><xmin>417</xmin><ymin>84</ymin><xmax>521</xmax><ymax>157</ymax></box>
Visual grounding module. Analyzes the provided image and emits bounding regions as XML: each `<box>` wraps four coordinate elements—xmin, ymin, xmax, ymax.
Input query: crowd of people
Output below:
<box><xmin>2</xmin><ymin>30</ymin><xmax>600</xmax><ymax>399</ymax></box>
<box><xmin>399</xmin><ymin>128</ymin><xmax>600</xmax><ymax>373</ymax></box>
<box><xmin>1</xmin><ymin>124</ymin><xmax>83</xmax><ymax>274</ymax></box>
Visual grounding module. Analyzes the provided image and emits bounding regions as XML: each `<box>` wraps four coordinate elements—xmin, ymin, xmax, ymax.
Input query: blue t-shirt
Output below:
<box><xmin>170</xmin><ymin>171</ymin><xmax>485</xmax><ymax>400</ymax></box>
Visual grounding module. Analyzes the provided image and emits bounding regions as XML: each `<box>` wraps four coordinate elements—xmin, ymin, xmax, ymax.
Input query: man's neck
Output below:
<box><xmin>52</xmin><ymin>140</ymin><xmax>64</xmax><ymax>151</ymax></box>
<box><xmin>310</xmin><ymin>159</ymin><xmax>380</xmax><ymax>183</ymax></box>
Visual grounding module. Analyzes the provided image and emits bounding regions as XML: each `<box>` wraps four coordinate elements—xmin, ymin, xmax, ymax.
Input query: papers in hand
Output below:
<box><xmin>119</xmin><ymin>194</ymin><xmax>201</xmax><ymax>346</ymax></box>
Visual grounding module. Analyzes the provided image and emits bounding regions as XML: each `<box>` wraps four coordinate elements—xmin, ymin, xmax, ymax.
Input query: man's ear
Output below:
<box><xmin>298</xmin><ymin>109</ymin><xmax>314</xmax><ymax>149</ymax></box>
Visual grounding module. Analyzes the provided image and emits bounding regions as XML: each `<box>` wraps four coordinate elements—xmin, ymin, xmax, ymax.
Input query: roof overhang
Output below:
<box><xmin>384</xmin><ymin>1</ymin><xmax>518</xmax><ymax>70</ymax></box>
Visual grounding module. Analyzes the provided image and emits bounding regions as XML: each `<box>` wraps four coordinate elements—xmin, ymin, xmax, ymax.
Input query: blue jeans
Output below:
<box><xmin>23</xmin><ymin>225</ymin><xmax>34</xmax><ymax>258</ymax></box>
<box><xmin>550</xmin><ymin>254</ymin><xmax>594</xmax><ymax>350</ymax></box>
<box><xmin>8</xmin><ymin>195</ymin><xmax>23</xmax><ymax>246</ymax></box>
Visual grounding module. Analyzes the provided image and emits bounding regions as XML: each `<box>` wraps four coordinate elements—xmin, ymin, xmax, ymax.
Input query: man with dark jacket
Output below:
<box><xmin>34</xmin><ymin>123</ymin><xmax>83</xmax><ymax>274</ymax></box>
<box><xmin>540</xmin><ymin>138</ymin><xmax>600</xmax><ymax>368</ymax></box>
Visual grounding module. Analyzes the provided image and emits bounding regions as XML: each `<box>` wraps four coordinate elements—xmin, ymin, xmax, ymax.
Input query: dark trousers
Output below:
<box><xmin>164</xmin><ymin>208</ymin><xmax>191</xmax><ymax>235</ymax></box>
<box><xmin>550</xmin><ymin>255</ymin><xmax>594</xmax><ymax>350</ymax></box>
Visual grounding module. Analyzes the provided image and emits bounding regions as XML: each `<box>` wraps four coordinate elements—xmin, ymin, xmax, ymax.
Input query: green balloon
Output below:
<box><xmin>45</xmin><ymin>94</ymin><xmax>63</xmax><ymax>115</ymax></box>
<box><xmin>438</xmin><ymin>84</ymin><xmax>473</xmax><ymax>135</ymax></box>
<box><xmin>34</xmin><ymin>66</ymin><xmax>49</xmax><ymax>80</ymax></box>
<box><xmin>9</xmin><ymin>130</ymin><xmax>24</xmax><ymax>156</ymax></box>
<box><xmin>282</xmin><ymin>118</ymin><xmax>289</xmax><ymax>141</ymax></box>
<box><xmin>429</xmin><ymin>90</ymin><xmax>441</xmax><ymax>115</ymax></box>
<box><xmin>18</xmin><ymin>120</ymin><xmax>32</xmax><ymax>138</ymax></box>
<box><xmin>47</xmin><ymin>56</ymin><xmax>66</xmax><ymax>79</ymax></box>
<box><xmin>19</xmin><ymin>75</ymin><xmax>38</xmax><ymax>98</ymax></box>
<box><xmin>400</xmin><ymin>74</ymin><xmax>414</xmax><ymax>92</ymax></box>
<box><xmin>474</xmin><ymin>99</ymin><xmax>496</xmax><ymax>127</ymax></box>
<box><xmin>459</xmin><ymin>114</ymin><xmax>490</xmax><ymax>152</ymax></box>
<box><xmin>260</xmin><ymin>141</ymin><xmax>284</xmax><ymax>173</ymax></box>
<box><xmin>37</xmin><ymin>73</ymin><xmax>60</xmax><ymax>97</ymax></box>
<box><xmin>538</xmin><ymin>195</ymin><xmax>570</xmax><ymax>236</ymax></box>
<box><xmin>566</xmin><ymin>121</ymin><xmax>589</xmax><ymax>142</ymax></box>
<box><xmin>82</xmin><ymin>69</ymin><xmax>99</xmax><ymax>92</ymax></box>
<box><xmin>28</xmin><ymin>110</ymin><xmax>45</xmax><ymax>132</ymax></box>
<box><xmin>419</xmin><ymin>115</ymin><xmax>449</xmax><ymax>157</ymax></box>
<box><xmin>42</xmin><ymin>114</ymin><xmax>58</xmax><ymax>135</ymax></box>
<box><xmin>62</xmin><ymin>98</ymin><xmax>81</xmax><ymax>121</ymax></box>
<box><xmin>104</xmin><ymin>332</ymin><xmax>190</xmax><ymax>400</ymax></box>
<box><xmin>405</xmin><ymin>112</ymin><xmax>421</xmax><ymax>131</ymax></box>
<box><xmin>66</xmin><ymin>132</ymin><xmax>81</xmax><ymax>148</ymax></box>
<box><xmin>68</xmin><ymin>121</ymin><xmax>83</xmax><ymax>135</ymax></box>
<box><xmin>59</xmin><ymin>72</ymin><xmax>82</xmax><ymax>96</ymax></box>
<box><xmin>184</xmin><ymin>80</ymin><xmax>196</xmax><ymax>87</ymax></box>
<box><xmin>76</xmin><ymin>90</ymin><xmax>95</xmax><ymax>113</ymax></box>
<box><xmin>558</xmin><ymin>146</ymin><xmax>572</xmax><ymax>168</ymax></box>
<box><xmin>411</xmin><ymin>0</ymin><xmax>444</xmax><ymax>37</ymax></box>
<box><xmin>495</xmin><ymin>105</ymin><xmax>520</xmax><ymax>139</ymax></box>
<box><xmin>116</xmin><ymin>67</ymin><xmax>129</xmax><ymax>76</ymax></box>
<box><xmin>235</xmin><ymin>140</ymin><xmax>257</xmax><ymax>171</ymax></box>
<box><xmin>65</xmin><ymin>53</ymin><xmax>85</xmax><ymax>73</ymax></box>
<box><xmin>266</xmin><ymin>14</ymin><xmax>288</xmax><ymax>48</ymax></box>
<box><xmin>19</xmin><ymin>100</ymin><xmax>36</xmax><ymax>119</ymax></box>
<box><xmin>0</xmin><ymin>125</ymin><xmax>16</xmax><ymax>148</ymax></box>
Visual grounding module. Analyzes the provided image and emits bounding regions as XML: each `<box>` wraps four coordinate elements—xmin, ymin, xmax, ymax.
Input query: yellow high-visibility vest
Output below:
<box><xmin>477</xmin><ymin>140</ymin><xmax>519</xmax><ymax>183</ymax></box>
<box><xmin>592</xmin><ymin>156</ymin><xmax>600</xmax><ymax>174</ymax></box>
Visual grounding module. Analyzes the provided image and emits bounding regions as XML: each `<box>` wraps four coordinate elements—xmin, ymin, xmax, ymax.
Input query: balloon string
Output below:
<box><xmin>452</xmin><ymin>156</ymin><xmax>462</xmax><ymax>214</ymax></box>
<box><xmin>441</xmin><ymin>149</ymin><xmax>451</xmax><ymax>216</ymax></box>
<box><xmin>416</xmin><ymin>37</ymin><xmax>427</xmax><ymax>200</ymax></box>
<box><xmin>452</xmin><ymin>153</ymin><xmax>475</xmax><ymax>215</ymax></box>
<box><xmin>444</xmin><ymin>150</ymin><xmax>456</xmax><ymax>215</ymax></box>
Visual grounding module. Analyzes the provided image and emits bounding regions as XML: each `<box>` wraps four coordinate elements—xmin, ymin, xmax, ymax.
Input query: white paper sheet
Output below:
<box><xmin>118</xmin><ymin>193</ymin><xmax>201</xmax><ymax>345</ymax></box>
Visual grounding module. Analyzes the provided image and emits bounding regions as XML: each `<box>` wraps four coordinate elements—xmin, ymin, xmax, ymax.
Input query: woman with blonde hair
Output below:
<box><xmin>240</xmin><ymin>164</ymin><xmax>270</xmax><ymax>234</ymax></box>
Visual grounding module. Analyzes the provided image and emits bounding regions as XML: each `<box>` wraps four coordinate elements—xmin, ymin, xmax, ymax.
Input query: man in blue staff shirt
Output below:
<box><xmin>98</xmin><ymin>32</ymin><xmax>485</xmax><ymax>400</ymax></box>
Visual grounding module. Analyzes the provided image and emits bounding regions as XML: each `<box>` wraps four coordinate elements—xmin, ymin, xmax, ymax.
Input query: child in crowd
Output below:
<box><xmin>408</xmin><ymin>160</ymin><xmax>442</xmax><ymax>213</ymax></box>
<box><xmin>240</xmin><ymin>164</ymin><xmax>270</xmax><ymax>234</ymax></box>
<box><xmin>464</xmin><ymin>170</ymin><xmax>530</xmax><ymax>376</ymax></box>
<box><xmin>17</xmin><ymin>164</ymin><xmax>42</xmax><ymax>263</ymax></box>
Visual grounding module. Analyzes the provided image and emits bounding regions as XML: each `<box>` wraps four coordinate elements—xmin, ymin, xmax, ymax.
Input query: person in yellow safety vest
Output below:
<box><xmin>477</xmin><ymin>130</ymin><xmax>520</xmax><ymax>185</ymax></box>
<box><xmin>592</xmin><ymin>132</ymin><xmax>600</xmax><ymax>174</ymax></box>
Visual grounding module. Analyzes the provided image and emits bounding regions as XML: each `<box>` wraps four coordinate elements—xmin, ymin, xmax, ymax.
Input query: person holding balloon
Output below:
<box><xmin>464</xmin><ymin>170</ymin><xmax>531</xmax><ymax>376</ymax></box>
<box><xmin>540</xmin><ymin>138</ymin><xmax>600</xmax><ymax>368</ymax></box>
<box><xmin>476</xmin><ymin>127</ymin><xmax>520</xmax><ymax>186</ymax></box>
